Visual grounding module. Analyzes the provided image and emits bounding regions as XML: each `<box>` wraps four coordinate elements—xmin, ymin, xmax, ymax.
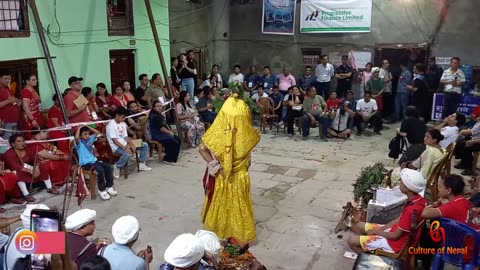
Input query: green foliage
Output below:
<box><xmin>352</xmin><ymin>162</ymin><xmax>386</xmax><ymax>204</ymax></box>
<box><xmin>213</xmin><ymin>82</ymin><xmax>259</xmax><ymax>115</ymax></box>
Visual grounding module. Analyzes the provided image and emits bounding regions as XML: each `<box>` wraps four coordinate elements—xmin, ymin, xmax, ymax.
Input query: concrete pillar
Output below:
<box><xmin>208</xmin><ymin>0</ymin><xmax>230</xmax><ymax>76</ymax></box>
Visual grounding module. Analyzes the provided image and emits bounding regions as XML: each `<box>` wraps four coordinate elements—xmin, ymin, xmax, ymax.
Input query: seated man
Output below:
<box><xmin>269</xmin><ymin>86</ymin><xmax>284</xmax><ymax>123</ymax></box>
<box><xmin>435</xmin><ymin>112</ymin><xmax>466</xmax><ymax>149</ymax></box>
<box><xmin>348</xmin><ymin>168</ymin><xmax>427</xmax><ymax>254</ymax></box>
<box><xmin>251</xmin><ymin>85</ymin><xmax>268</xmax><ymax>103</ymax></box>
<box><xmin>328</xmin><ymin>101</ymin><xmax>355</xmax><ymax>139</ymax></box>
<box><xmin>354</xmin><ymin>90</ymin><xmax>382</xmax><ymax>136</ymax></box>
<box><xmin>196</xmin><ymin>87</ymin><xmax>217</xmax><ymax>124</ymax></box>
<box><xmin>454</xmin><ymin>106</ymin><xmax>480</xmax><ymax>175</ymax></box>
<box><xmin>126</xmin><ymin>101</ymin><xmax>143</xmax><ymax>139</ymax></box>
<box><xmin>106</xmin><ymin>108</ymin><xmax>151</xmax><ymax>179</ymax></box>
<box><xmin>302</xmin><ymin>86</ymin><xmax>329</xmax><ymax>141</ymax></box>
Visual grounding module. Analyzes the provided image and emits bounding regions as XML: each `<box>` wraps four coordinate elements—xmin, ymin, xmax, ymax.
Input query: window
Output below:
<box><xmin>0</xmin><ymin>0</ymin><xmax>29</xmax><ymax>37</ymax></box>
<box><xmin>107</xmin><ymin>0</ymin><xmax>134</xmax><ymax>36</ymax></box>
<box><xmin>301</xmin><ymin>49</ymin><xmax>322</xmax><ymax>66</ymax></box>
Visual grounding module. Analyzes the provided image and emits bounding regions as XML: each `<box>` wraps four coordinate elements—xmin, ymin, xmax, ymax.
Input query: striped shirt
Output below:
<box><xmin>440</xmin><ymin>68</ymin><xmax>466</xmax><ymax>94</ymax></box>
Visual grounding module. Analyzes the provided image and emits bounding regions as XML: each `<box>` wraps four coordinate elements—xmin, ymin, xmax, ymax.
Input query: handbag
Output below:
<box><xmin>388</xmin><ymin>135</ymin><xmax>407</xmax><ymax>160</ymax></box>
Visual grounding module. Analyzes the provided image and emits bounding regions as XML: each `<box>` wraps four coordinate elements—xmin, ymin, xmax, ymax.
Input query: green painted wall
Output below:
<box><xmin>0</xmin><ymin>0</ymin><xmax>170</xmax><ymax>108</ymax></box>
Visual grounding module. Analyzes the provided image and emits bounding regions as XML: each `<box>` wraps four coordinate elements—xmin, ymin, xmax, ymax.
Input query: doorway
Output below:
<box><xmin>109</xmin><ymin>49</ymin><xmax>135</xmax><ymax>89</ymax></box>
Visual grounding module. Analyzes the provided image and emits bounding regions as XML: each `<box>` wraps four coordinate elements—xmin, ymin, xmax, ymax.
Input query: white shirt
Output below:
<box><xmin>251</xmin><ymin>92</ymin><xmax>268</xmax><ymax>102</ymax></box>
<box><xmin>216</xmin><ymin>73</ymin><xmax>223</xmax><ymax>85</ymax></box>
<box><xmin>228</xmin><ymin>73</ymin><xmax>245</xmax><ymax>84</ymax></box>
<box><xmin>331</xmin><ymin>109</ymin><xmax>349</xmax><ymax>131</ymax></box>
<box><xmin>440</xmin><ymin>126</ymin><xmax>459</xmax><ymax>149</ymax></box>
<box><xmin>106</xmin><ymin>120</ymin><xmax>129</xmax><ymax>152</ymax></box>
<box><xmin>356</xmin><ymin>98</ymin><xmax>378</xmax><ymax>117</ymax></box>
<box><xmin>315</xmin><ymin>63</ymin><xmax>335</xmax><ymax>83</ymax></box>
<box><xmin>441</xmin><ymin>68</ymin><xmax>466</xmax><ymax>94</ymax></box>
<box><xmin>199</xmin><ymin>80</ymin><xmax>211</xmax><ymax>89</ymax></box>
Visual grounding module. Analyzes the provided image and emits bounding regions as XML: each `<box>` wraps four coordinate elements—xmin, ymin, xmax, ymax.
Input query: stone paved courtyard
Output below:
<box><xmin>3</xmin><ymin>124</ymin><xmax>400</xmax><ymax>270</ymax></box>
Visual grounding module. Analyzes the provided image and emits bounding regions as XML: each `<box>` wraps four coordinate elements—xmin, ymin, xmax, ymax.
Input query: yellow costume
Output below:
<box><xmin>201</xmin><ymin>95</ymin><xmax>260</xmax><ymax>244</ymax></box>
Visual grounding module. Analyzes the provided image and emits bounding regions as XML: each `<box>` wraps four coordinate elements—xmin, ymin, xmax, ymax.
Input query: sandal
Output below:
<box><xmin>47</xmin><ymin>188</ymin><xmax>60</xmax><ymax>195</ymax></box>
<box><xmin>24</xmin><ymin>195</ymin><xmax>36</xmax><ymax>203</ymax></box>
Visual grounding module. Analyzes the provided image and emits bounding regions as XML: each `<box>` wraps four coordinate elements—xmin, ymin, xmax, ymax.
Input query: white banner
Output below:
<box><xmin>300</xmin><ymin>0</ymin><xmax>372</xmax><ymax>33</ymax></box>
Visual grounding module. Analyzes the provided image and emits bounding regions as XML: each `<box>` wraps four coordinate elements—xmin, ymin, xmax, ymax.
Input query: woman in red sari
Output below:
<box><xmin>108</xmin><ymin>84</ymin><xmax>130</xmax><ymax>110</ymax></box>
<box><xmin>0</xmin><ymin>156</ymin><xmax>24</xmax><ymax>212</ymax></box>
<box><xmin>48</xmin><ymin>94</ymin><xmax>70</xmax><ymax>154</ymax></box>
<box><xmin>122</xmin><ymin>80</ymin><xmax>135</xmax><ymax>102</ymax></box>
<box><xmin>95</xmin><ymin>83</ymin><xmax>112</xmax><ymax>120</ymax></box>
<box><xmin>29</xmin><ymin>129</ymin><xmax>70</xmax><ymax>188</ymax></box>
<box><xmin>20</xmin><ymin>74</ymin><xmax>45</xmax><ymax>139</ymax></box>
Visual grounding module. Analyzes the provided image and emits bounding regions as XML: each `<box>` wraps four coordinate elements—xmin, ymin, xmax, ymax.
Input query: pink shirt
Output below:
<box><xmin>361</xmin><ymin>71</ymin><xmax>372</xmax><ymax>85</ymax></box>
<box><xmin>276</xmin><ymin>73</ymin><xmax>296</xmax><ymax>91</ymax></box>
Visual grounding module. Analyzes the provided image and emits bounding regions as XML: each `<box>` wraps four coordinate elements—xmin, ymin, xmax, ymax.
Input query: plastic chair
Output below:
<box><xmin>432</xmin><ymin>218</ymin><xmax>480</xmax><ymax>270</ymax></box>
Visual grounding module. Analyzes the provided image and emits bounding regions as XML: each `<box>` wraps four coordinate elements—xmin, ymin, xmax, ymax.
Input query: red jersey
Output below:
<box><xmin>438</xmin><ymin>196</ymin><xmax>480</xmax><ymax>232</ymax></box>
<box><xmin>0</xmin><ymin>85</ymin><xmax>20</xmax><ymax>123</ymax></box>
<box><xmin>64</xmin><ymin>90</ymin><xmax>90</xmax><ymax>124</ymax></box>
<box><xmin>326</xmin><ymin>98</ymin><xmax>341</xmax><ymax>110</ymax></box>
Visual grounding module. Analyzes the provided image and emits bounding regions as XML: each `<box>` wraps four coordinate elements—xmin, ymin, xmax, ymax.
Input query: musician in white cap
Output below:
<box><xmin>347</xmin><ymin>168</ymin><xmax>427</xmax><ymax>254</ymax></box>
<box><xmin>65</xmin><ymin>208</ymin><xmax>98</xmax><ymax>267</ymax></box>
<box><xmin>4</xmin><ymin>204</ymin><xmax>49</xmax><ymax>270</ymax></box>
<box><xmin>102</xmin><ymin>215</ymin><xmax>153</xmax><ymax>270</ymax></box>
<box><xmin>163</xmin><ymin>233</ymin><xmax>205</xmax><ymax>270</ymax></box>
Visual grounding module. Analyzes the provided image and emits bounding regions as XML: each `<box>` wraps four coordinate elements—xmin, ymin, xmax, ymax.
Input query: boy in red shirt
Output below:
<box><xmin>348</xmin><ymin>168</ymin><xmax>427</xmax><ymax>254</ymax></box>
<box><xmin>326</xmin><ymin>91</ymin><xmax>341</xmax><ymax>111</ymax></box>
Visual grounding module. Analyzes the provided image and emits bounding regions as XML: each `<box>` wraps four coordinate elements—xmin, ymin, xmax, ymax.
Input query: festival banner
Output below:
<box><xmin>431</xmin><ymin>93</ymin><xmax>480</xmax><ymax>120</ymax></box>
<box><xmin>262</xmin><ymin>0</ymin><xmax>296</xmax><ymax>35</ymax></box>
<box><xmin>300</xmin><ymin>0</ymin><xmax>372</xmax><ymax>33</ymax></box>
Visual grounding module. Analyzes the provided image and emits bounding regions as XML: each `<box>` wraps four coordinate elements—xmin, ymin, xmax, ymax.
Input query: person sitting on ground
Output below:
<box><xmin>397</xmin><ymin>106</ymin><xmax>427</xmax><ymax>164</ymax></box>
<box><xmin>4</xmin><ymin>204</ymin><xmax>49</xmax><ymax>270</ymax></box>
<box><xmin>326</xmin><ymin>91</ymin><xmax>341</xmax><ymax>111</ymax></box>
<box><xmin>80</xmin><ymin>255</ymin><xmax>112</xmax><ymax>270</ymax></box>
<box><xmin>149</xmin><ymin>100</ymin><xmax>182</xmax><ymax>163</ymax></box>
<box><xmin>162</xmin><ymin>233</ymin><xmax>219</xmax><ymax>270</ymax></box>
<box><xmin>176</xmin><ymin>91</ymin><xmax>205</xmax><ymax>148</ymax></box>
<box><xmin>65</xmin><ymin>209</ymin><xmax>99</xmax><ymax>267</ymax></box>
<box><xmin>196</xmin><ymin>87</ymin><xmax>217</xmax><ymax>124</ymax></box>
<box><xmin>328</xmin><ymin>101</ymin><xmax>355</xmax><ymax>139</ymax></box>
<box><xmin>401</xmin><ymin>129</ymin><xmax>446</xmax><ymax>180</ymax></box>
<box><xmin>453</xmin><ymin>107</ymin><xmax>480</xmax><ymax>175</ymax></box>
<box><xmin>348</xmin><ymin>169</ymin><xmax>427</xmax><ymax>254</ymax></box>
<box><xmin>106</xmin><ymin>108</ymin><xmax>151</xmax><ymax>179</ymax></box>
<box><xmin>344</xmin><ymin>90</ymin><xmax>357</xmax><ymax>131</ymax></box>
<box><xmin>0</xmin><ymin>155</ymin><xmax>23</xmax><ymax>210</ymax></box>
<box><xmin>285</xmin><ymin>86</ymin><xmax>304</xmax><ymax>137</ymax></box>
<box><xmin>302</xmin><ymin>86</ymin><xmax>329</xmax><ymax>141</ymax></box>
<box><xmin>76</xmin><ymin>125</ymin><xmax>117</xmax><ymax>200</ymax></box>
<box><xmin>435</xmin><ymin>112</ymin><xmax>466</xmax><ymax>149</ymax></box>
<box><xmin>354</xmin><ymin>90</ymin><xmax>382</xmax><ymax>136</ymax></box>
<box><xmin>102</xmin><ymin>216</ymin><xmax>153</xmax><ymax>270</ymax></box>
<box><xmin>251</xmin><ymin>85</ymin><xmax>268</xmax><ymax>103</ymax></box>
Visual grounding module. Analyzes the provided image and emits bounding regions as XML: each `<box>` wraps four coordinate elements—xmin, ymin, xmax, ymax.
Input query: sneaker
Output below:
<box><xmin>106</xmin><ymin>187</ymin><xmax>118</xmax><ymax>196</ymax></box>
<box><xmin>277</xmin><ymin>121</ymin><xmax>284</xmax><ymax>127</ymax></box>
<box><xmin>98</xmin><ymin>190</ymin><xmax>111</xmax><ymax>200</ymax></box>
<box><xmin>113</xmin><ymin>166</ymin><xmax>120</xmax><ymax>179</ymax></box>
<box><xmin>139</xmin><ymin>163</ymin><xmax>152</xmax><ymax>171</ymax></box>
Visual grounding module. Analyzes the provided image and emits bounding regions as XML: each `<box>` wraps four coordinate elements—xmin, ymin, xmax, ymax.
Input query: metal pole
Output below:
<box><xmin>28</xmin><ymin>0</ymin><xmax>74</xmax><ymax>221</ymax></box>
<box><xmin>144</xmin><ymin>0</ymin><xmax>183</xmax><ymax>138</ymax></box>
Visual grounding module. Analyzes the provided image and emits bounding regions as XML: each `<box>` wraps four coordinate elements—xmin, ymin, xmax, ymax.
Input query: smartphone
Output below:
<box><xmin>30</xmin><ymin>209</ymin><xmax>61</xmax><ymax>270</ymax></box>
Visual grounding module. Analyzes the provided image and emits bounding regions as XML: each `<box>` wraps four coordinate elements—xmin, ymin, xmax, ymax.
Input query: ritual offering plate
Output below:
<box><xmin>219</xmin><ymin>238</ymin><xmax>267</xmax><ymax>270</ymax></box>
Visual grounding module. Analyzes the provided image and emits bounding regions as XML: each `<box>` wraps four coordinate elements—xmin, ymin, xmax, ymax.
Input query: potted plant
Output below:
<box><xmin>352</xmin><ymin>162</ymin><xmax>386</xmax><ymax>207</ymax></box>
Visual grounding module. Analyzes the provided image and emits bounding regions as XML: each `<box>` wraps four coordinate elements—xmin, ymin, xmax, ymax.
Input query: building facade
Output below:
<box><xmin>0</xmin><ymin>0</ymin><xmax>169</xmax><ymax>108</ymax></box>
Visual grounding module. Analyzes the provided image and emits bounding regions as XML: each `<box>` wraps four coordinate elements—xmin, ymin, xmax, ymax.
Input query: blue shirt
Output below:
<box><xmin>397</xmin><ymin>69</ymin><xmax>412</xmax><ymax>94</ymax></box>
<box><xmin>298</xmin><ymin>75</ymin><xmax>317</xmax><ymax>91</ymax></box>
<box><xmin>269</xmin><ymin>93</ymin><xmax>284</xmax><ymax>107</ymax></box>
<box><xmin>103</xmin><ymin>243</ymin><xmax>146</xmax><ymax>270</ymax></box>
<box><xmin>76</xmin><ymin>135</ymin><xmax>97</xmax><ymax>166</ymax></box>
<box><xmin>260</xmin><ymin>75</ymin><xmax>276</xmax><ymax>92</ymax></box>
<box><xmin>244</xmin><ymin>74</ymin><xmax>260</xmax><ymax>89</ymax></box>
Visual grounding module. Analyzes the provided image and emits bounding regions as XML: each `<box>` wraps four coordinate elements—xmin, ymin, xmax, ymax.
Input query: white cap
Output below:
<box><xmin>371</xmin><ymin>67</ymin><xmax>381</xmax><ymax>73</ymax></box>
<box><xmin>164</xmin><ymin>233</ymin><xmax>204</xmax><ymax>268</ymax></box>
<box><xmin>400</xmin><ymin>168</ymin><xmax>426</xmax><ymax>193</ymax></box>
<box><xmin>65</xmin><ymin>209</ymin><xmax>96</xmax><ymax>231</ymax></box>
<box><xmin>195</xmin><ymin>230</ymin><xmax>221</xmax><ymax>261</ymax></box>
<box><xmin>111</xmin><ymin>216</ymin><xmax>140</xmax><ymax>244</ymax></box>
<box><xmin>21</xmin><ymin>204</ymin><xmax>49</xmax><ymax>229</ymax></box>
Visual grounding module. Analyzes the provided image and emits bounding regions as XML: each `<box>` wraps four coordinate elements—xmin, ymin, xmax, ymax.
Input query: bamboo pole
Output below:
<box><xmin>144</xmin><ymin>0</ymin><xmax>183</xmax><ymax>138</ymax></box>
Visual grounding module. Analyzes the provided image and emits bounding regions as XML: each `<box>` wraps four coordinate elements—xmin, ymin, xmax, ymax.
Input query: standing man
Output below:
<box><xmin>186</xmin><ymin>50</ymin><xmax>198</xmax><ymax>91</ymax></box>
<box><xmin>260</xmin><ymin>66</ymin><xmax>276</xmax><ymax>94</ymax></box>
<box><xmin>395</xmin><ymin>62</ymin><xmax>412</xmax><ymax>122</ymax></box>
<box><xmin>244</xmin><ymin>66</ymin><xmax>260</xmax><ymax>94</ymax></box>
<box><xmin>315</xmin><ymin>55</ymin><xmax>335</xmax><ymax>99</ymax></box>
<box><xmin>335</xmin><ymin>55</ymin><xmax>353</xmax><ymax>98</ymax></box>
<box><xmin>0</xmin><ymin>69</ymin><xmax>20</xmax><ymax>140</ymax></box>
<box><xmin>134</xmin><ymin>74</ymin><xmax>149</xmax><ymax>108</ymax></box>
<box><xmin>408</xmin><ymin>63</ymin><xmax>430</xmax><ymax>122</ymax></box>
<box><xmin>427</xmin><ymin>57</ymin><xmax>444</xmax><ymax>93</ymax></box>
<box><xmin>298</xmin><ymin>66</ymin><xmax>317</xmax><ymax>92</ymax></box>
<box><xmin>276</xmin><ymin>67</ymin><xmax>296</xmax><ymax>96</ymax></box>
<box><xmin>379</xmin><ymin>59</ymin><xmax>394</xmax><ymax>120</ymax></box>
<box><xmin>228</xmin><ymin>65</ymin><xmax>245</xmax><ymax>84</ymax></box>
<box><xmin>64</xmin><ymin>76</ymin><xmax>90</xmax><ymax>128</ymax></box>
<box><xmin>440</xmin><ymin>57</ymin><xmax>465</xmax><ymax>117</ymax></box>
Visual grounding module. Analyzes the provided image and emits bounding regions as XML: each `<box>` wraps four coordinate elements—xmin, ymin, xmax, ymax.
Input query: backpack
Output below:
<box><xmin>388</xmin><ymin>135</ymin><xmax>407</xmax><ymax>160</ymax></box>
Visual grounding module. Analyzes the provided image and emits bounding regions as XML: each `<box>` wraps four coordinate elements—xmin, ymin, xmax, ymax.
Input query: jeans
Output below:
<box><xmin>200</xmin><ymin>111</ymin><xmax>217</xmax><ymax>124</ymax></box>
<box><xmin>152</xmin><ymin>134</ymin><xmax>182</xmax><ymax>162</ymax></box>
<box><xmin>114</xmin><ymin>143</ymin><xmax>149</xmax><ymax>168</ymax></box>
<box><xmin>315</xmin><ymin>82</ymin><xmax>331</xmax><ymax>99</ymax></box>
<box><xmin>82</xmin><ymin>161</ymin><xmax>113</xmax><ymax>191</ymax></box>
<box><xmin>443</xmin><ymin>92</ymin><xmax>460</xmax><ymax>118</ymax></box>
<box><xmin>181</xmin><ymin>78</ymin><xmax>195</xmax><ymax>97</ymax></box>
<box><xmin>3</xmin><ymin>123</ymin><xmax>17</xmax><ymax>141</ymax></box>
<box><xmin>395</xmin><ymin>92</ymin><xmax>410</xmax><ymax>121</ymax></box>
<box><xmin>302</xmin><ymin>114</ymin><xmax>329</xmax><ymax>137</ymax></box>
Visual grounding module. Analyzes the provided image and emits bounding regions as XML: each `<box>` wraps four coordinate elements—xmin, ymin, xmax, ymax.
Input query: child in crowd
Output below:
<box><xmin>326</xmin><ymin>91</ymin><xmax>341</xmax><ymax>111</ymax></box>
<box><xmin>348</xmin><ymin>168</ymin><xmax>427</xmax><ymax>254</ymax></box>
<box><xmin>75</xmin><ymin>125</ymin><xmax>117</xmax><ymax>200</ymax></box>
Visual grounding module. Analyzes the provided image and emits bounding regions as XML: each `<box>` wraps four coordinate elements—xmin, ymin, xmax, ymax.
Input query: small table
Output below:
<box><xmin>352</xmin><ymin>253</ymin><xmax>404</xmax><ymax>270</ymax></box>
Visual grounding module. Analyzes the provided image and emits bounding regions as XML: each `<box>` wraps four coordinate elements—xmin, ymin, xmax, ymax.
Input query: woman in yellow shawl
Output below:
<box><xmin>199</xmin><ymin>93</ymin><xmax>260</xmax><ymax>244</ymax></box>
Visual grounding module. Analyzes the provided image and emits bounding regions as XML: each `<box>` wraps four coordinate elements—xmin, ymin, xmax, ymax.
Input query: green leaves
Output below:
<box><xmin>352</xmin><ymin>162</ymin><xmax>386</xmax><ymax>204</ymax></box>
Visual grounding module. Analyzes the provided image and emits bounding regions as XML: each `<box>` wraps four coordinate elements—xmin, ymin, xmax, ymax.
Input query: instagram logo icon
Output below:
<box><xmin>15</xmin><ymin>231</ymin><xmax>39</xmax><ymax>255</ymax></box>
